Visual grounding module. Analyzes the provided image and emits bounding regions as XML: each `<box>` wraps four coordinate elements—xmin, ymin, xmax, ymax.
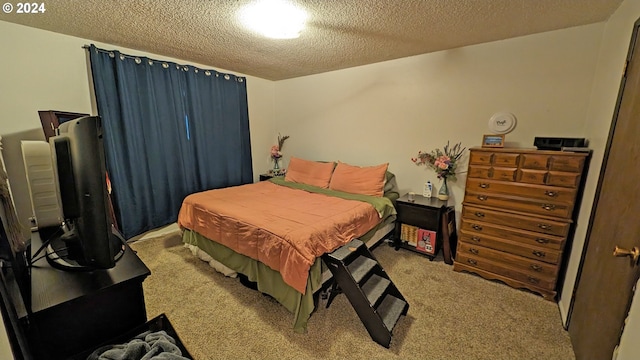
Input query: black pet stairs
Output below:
<box><xmin>322</xmin><ymin>239</ymin><xmax>409</xmax><ymax>348</ymax></box>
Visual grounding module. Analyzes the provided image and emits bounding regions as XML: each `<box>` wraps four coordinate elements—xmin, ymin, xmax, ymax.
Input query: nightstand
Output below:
<box><xmin>259</xmin><ymin>173</ymin><xmax>285</xmax><ymax>181</ymax></box>
<box><xmin>394</xmin><ymin>194</ymin><xmax>458</xmax><ymax>264</ymax></box>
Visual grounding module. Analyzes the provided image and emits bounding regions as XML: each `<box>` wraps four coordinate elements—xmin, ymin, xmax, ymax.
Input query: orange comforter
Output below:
<box><xmin>177</xmin><ymin>181</ymin><xmax>381</xmax><ymax>294</ymax></box>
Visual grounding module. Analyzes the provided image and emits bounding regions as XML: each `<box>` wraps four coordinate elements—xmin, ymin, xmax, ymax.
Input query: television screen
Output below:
<box><xmin>46</xmin><ymin>116</ymin><xmax>124</xmax><ymax>271</ymax></box>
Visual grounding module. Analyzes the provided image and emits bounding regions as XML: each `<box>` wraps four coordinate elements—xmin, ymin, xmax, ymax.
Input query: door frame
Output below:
<box><xmin>565</xmin><ymin>16</ymin><xmax>640</xmax><ymax>329</ymax></box>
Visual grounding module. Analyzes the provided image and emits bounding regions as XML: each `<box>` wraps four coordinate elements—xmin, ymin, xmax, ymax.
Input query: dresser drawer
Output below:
<box><xmin>546</xmin><ymin>171</ymin><xmax>581</xmax><ymax>188</ymax></box>
<box><xmin>492</xmin><ymin>167</ymin><xmax>518</xmax><ymax>181</ymax></box>
<box><xmin>464</xmin><ymin>191</ymin><xmax>573</xmax><ymax>218</ymax></box>
<box><xmin>469</xmin><ymin>151</ymin><xmax>493</xmax><ymax>165</ymax></box>
<box><xmin>459</xmin><ymin>218</ymin><xmax>564</xmax><ymax>251</ymax></box>
<box><xmin>493</xmin><ymin>153</ymin><xmax>520</xmax><ymax>167</ymax></box>
<box><xmin>458</xmin><ymin>242</ymin><xmax>559</xmax><ymax>278</ymax></box>
<box><xmin>549</xmin><ymin>156</ymin><xmax>584</xmax><ymax>172</ymax></box>
<box><xmin>456</xmin><ymin>252</ymin><xmax>556</xmax><ymax>290</ymax></box>
<box><xmin>468</xmin><ymin>165</ymin><xmax>491</xmax><ymax>178</ymax></box>
<box><xmin>462</xmin><ymin>205</ymin><xmax>570</xmax><ymax>237</ymax></box>
<box><xmin>396</xmin><ymin>202</ymin><xmax>440</xmax><ymax>230</ymax></box>
<box><xmin>468</xmin><ymin>166</ymin><xmax>517</xmax><ymax>181</ymax></box>
<box><xmin>518</xmin><ymin>169</ymin><xmax>547</xmax><ymax>185</ymax></box>
<box><xmin>520</xmin><ymin>154</ymin><xmax>549</xmax><ymax>170</ymax></box>
<box><xmin>459</xmin><ymin>229</ymin><xmax>561</xmax><ymax>264</ymax></box>
<box><xmin>466</xmin><ymin>178</ymin><xmax>577</xmax><ymax>203</ymax></box>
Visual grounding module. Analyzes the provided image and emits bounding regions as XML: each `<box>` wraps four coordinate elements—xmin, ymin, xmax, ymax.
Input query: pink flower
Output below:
<box><xmin>434</xmin><ymin>155</ymin><xmax>451</xmax><ymax>169</ymax></box>
<box><xmin>270</xmin><ymin>145</ymin><xmax>282</xmax><ymax>159</ymax></box>
<box><xmin>411</xmin><ymin>142</ymin><xmax>466</xmax><ymax>181</ymax></box>
<box><xmin>270</xmin><ymin>134</ymin><xmax>289</xmax><ymax>160</ymax></box>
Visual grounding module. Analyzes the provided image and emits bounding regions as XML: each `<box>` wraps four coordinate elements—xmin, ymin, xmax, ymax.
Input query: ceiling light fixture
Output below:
<box><xmin>239</xmin><ymin>0</ymin><xmax>308</xmax><ymax>39</ymax></box>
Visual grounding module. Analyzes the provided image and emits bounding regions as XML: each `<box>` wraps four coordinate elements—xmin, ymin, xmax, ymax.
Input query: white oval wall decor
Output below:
<box><xmin>488</xmin><ymin>112</ymin><xmax>517</xmax><ymax>134</ymax></box>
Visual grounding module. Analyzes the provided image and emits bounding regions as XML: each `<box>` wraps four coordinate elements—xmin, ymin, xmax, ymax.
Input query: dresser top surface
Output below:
<box><xmin>470</xmin><ymin>147</ymin><xmax>590</xmax><ymax>157</ymax></box>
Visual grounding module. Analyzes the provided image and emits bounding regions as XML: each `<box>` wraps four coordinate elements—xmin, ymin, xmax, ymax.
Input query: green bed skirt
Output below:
<box><xmin>182</xmin><ymin>229</ymin><xmax>322</xmax><ymax>333</ymax></box>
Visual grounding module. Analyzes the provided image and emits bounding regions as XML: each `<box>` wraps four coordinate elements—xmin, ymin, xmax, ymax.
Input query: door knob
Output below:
<box><xmin>613</xmin><ymin>246</ymin><xmax>640</xmax><ymax>263</ymax></box>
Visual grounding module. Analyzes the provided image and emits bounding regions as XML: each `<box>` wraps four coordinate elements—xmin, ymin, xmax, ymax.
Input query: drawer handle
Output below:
<box><xmin>474</xmin><ymin>212</ymin><xmax>485</xmax><ymax>218</ymax></box>
<box><xmin>535</xmin><ymin>238</ymin><xmax>550</xmax><ymax>244</ymax></box>
<box><xmin>530</xmin><ymin>264</ymin><xmax>543</xmax><ymax>272</ymax></box>
<box><xmin>469</xmin><ymin>248</ymin><xmax>479</xmax><ymax>255</ymax></box>
<box><xmin>527</xmin><ymin>276</ymin><xmax>540</xmax><ymax>284</ymax></box>
<box><xmin>541</xmin><ymin>204</ymin><xmax>556</xmax><ymax>211</ymax></box>
<box><xmin>471</xmin><ymin>236</ymin><xmax>481</xmax><ymax>242</ymax></box>
<box><xmin>544</xmin><ymin>190</ymin><xmax>558</xmax><ymax>197</ymax></box>
<box><xmin>477</xmin><ymin>195</ymin><xmax>488</xmax><ymax>201</ymax></box>
<box><xmin>467</xmin><ymin>259</ymin><xmax>478</xmax><ymax>265</ymax></box>
<box><xmin>532</xmin><ymin>250</ymin><xmax>546</xmax><ymax>258</ymax></box>
<box><xmin>472</xmin><ymin>224</ymin><xmax>483</xmax><ymax>231</ymax></box>
<box><xmin>538</xmin><ymin>224</ymin><xmax>552</xmax><ymax>230</ymax></box>
<box><xmin>479</xmin><ymin>183</ymin><xmax>489</xmax><ymax>189</ymax></box>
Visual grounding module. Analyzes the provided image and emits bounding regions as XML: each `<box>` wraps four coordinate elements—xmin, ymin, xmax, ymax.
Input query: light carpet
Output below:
<box><xmin>129</xmin><ymin>231</ymin><xmax>575</xmax><ymax>360</ymax></box>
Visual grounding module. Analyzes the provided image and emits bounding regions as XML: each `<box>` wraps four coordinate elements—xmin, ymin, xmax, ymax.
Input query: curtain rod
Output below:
<box><xmin>81</xmin><ymin>44</ymin><xmax>246</xmax><ymax>81</ymax></box>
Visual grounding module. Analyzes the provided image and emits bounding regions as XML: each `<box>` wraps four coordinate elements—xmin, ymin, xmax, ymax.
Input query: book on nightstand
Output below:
<box><xmin>401</xmin><ymin>224</ymin><xmax>419</xmax><ymax>246</ymax></box>
<box><xmin>416</xmin><ymin>229</ymin><xmax>436</xmax><ymax>255</ymax></box>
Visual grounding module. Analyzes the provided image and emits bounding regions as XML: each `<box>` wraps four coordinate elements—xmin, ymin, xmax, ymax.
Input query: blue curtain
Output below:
<box><xmin>89</xmin><ymin>45</ymin><xmax>253</xmax><ymax>239</ymax></box>
<box><xmin>182</xmin><ymin>69</ymin><xmax>253</xmax><ymax>190</ymax></box>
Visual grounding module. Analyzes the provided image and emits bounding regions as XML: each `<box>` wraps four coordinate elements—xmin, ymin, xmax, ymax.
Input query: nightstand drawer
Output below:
<box><xmin>396</xmin><ymin>202</ymin><xmax>440</xmax><ymax>230</ymax></box>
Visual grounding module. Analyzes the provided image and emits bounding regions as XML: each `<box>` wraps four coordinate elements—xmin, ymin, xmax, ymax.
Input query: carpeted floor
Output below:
<box><xmin>129</xmin><ymin>231</ymin><xmax>575</xmax><ymax>360</ymax></box>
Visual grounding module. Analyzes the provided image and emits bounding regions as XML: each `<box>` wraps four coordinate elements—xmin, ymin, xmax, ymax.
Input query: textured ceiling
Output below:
<box><xmin>0</xmin><ymin>0</ymin><xmax>624</xmax><ymax>80</ymax></box>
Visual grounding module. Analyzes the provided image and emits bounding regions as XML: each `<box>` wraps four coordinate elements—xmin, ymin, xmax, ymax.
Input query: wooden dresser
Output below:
<box><xmin>453</xmin><ymin>147</ymin><xmax>589</xmax><ymax>300</ymax></box>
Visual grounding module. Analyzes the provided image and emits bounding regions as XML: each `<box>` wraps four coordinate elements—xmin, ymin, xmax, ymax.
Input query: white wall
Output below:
<box><xmin>0</xmin><ymin>20</ymin><xmax>276</xmax><ymax>240</ymax></box>
<box><xmin>274</xmin><ymin>23</ymin><xmax>604</xmax><ymax>228</ymax></box>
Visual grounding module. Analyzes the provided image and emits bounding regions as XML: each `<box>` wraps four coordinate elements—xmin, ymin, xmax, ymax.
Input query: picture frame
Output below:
<box><xmin>482</xmin><ymin>134</ymin><xmax>505</xmax><ymax>148</ymax></box>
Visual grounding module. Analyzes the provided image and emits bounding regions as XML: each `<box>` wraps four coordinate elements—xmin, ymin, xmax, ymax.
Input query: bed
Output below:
<box><xmin>177</xmin><ymin>159</ymin><xmax>399</xmax><ymax>332</ymax></box>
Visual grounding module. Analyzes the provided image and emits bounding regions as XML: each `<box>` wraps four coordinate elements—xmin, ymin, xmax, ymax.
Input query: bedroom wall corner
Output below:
<box><xmin>246</xmin><ymin>77</ymin><xmax>278</xmax><ymax>181</ymax></box>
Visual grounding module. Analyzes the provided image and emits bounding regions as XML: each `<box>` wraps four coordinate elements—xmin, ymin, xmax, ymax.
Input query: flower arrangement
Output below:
<box><xmin>271</xmin><ymin>133</ymin><xmax>289</xmax><ymax>160</ymax></box>
<box><xmin>411</xmin><ymin>141</ymin><xmax>465</xmax><ymax>181</ymax></box>
<box><xmin>270</xmin><ymin>134</ymin><xmax>289</xmax><ymax>173</ymax></box>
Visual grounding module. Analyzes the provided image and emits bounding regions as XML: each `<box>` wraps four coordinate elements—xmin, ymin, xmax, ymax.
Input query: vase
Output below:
<box><xmin>273</xmin><ymin>158</ymin><xmax>280</xmax><ymax>172</ymax></box>
<box><xmin>437</xmin><ymin>178</ymin><xmax>449</xmax><ymax>201</ymax></box>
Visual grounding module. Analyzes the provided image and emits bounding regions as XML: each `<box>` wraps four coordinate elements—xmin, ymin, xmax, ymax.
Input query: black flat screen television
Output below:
<box><xmin>46</xmin><ymin>116</ymin><xmax>124</xmax><ymax>271</ymax></box>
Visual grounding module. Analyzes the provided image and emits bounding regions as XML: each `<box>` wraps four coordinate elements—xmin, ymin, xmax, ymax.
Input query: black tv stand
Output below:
<box><xmin>10</xmin><ymin>228</ymin><xmax>151</xmax><ymax>359</ymax></box>
<box><xmin>45</xmin><ymin>226</ymin><xmax>125</xmax><ymax>271</ymax></box>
